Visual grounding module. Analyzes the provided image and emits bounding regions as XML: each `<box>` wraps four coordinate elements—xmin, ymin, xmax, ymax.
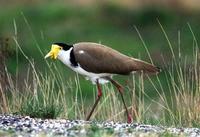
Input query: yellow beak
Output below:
<box><xmin>44</xmin><ymin>52</ymin><xmax>53</xmax><ymax>59</ymax></box>
<box><xmin>44</xmin><ymin>45</ymin><xmax>61</xmax><ymax>59</ymax></box>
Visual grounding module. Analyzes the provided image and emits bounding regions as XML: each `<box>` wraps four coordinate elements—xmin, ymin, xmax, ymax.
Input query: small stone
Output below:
<box><xmin>2</xmin><ymin>120</ymin><xmax>9</xmax><ymax>125</ymax></box>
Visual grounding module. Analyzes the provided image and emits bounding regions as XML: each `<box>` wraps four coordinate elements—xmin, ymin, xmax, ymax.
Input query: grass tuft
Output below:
<box><xmin>20</xmin><ymin>95</ymin><xmax>63</xmax><ymax>119</ymax></box>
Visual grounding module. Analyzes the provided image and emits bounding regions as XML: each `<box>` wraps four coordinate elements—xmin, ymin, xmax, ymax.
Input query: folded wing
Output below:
<box><xmin>73</xmin><ymin>42</ymin><xmax>160</xmax><ymax>75</ymax></box>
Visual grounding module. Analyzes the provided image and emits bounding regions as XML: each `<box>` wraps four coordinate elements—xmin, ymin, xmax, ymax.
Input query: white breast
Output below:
<box><xmin>57</xmin><ymin>48</ymin><xmax>112</xmax><ymax>84</ymax></box>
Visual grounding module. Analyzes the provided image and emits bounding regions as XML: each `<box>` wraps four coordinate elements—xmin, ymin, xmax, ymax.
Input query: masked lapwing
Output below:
<box><xmin>45</xmin><ymin>42</ymin><xmax>160</xmax><ymax>123</ymax></box>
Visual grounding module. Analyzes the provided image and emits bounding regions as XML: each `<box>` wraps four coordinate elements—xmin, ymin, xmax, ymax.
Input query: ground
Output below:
<box><xmin>0</xmin><ymin>114</ymin><xmax>199</xmax><ymax>137</ymax></box>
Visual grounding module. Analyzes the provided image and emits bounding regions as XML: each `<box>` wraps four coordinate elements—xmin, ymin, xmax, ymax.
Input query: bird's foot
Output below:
<box><xmin>127</xmin><ymin>114</ymin><xmax>132</xmax><ymax>123</ymax></box>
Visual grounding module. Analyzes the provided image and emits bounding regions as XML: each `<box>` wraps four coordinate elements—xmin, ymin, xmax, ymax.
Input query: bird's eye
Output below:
<box><xmin>59</xmin><ymin>47</ymin><xmax>62</xmax><ymax>50</ymax></box>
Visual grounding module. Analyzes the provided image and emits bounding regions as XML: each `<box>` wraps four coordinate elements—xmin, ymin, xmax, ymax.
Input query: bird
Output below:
<box><xmin>44</xmin><ymin>42</ymin><xmax>160</xmax><ymax>123</ymax></box>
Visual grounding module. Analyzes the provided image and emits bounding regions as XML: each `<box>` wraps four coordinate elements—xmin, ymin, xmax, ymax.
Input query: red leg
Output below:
<box><xmin>86</xmin><ymin>80</ymin><xmax>102</xmax><ymax>121</ymax></box>
<box><xmin>107</xmin><ymin>77</ymin><xmax>132</xmax><ymax>123</ymax></box>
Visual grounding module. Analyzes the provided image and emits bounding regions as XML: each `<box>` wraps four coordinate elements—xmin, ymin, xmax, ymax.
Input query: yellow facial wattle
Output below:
<box><xmin>45</xmin><ymin>45</ymin><xmax>62</xmax><ymax>59</ymax></box>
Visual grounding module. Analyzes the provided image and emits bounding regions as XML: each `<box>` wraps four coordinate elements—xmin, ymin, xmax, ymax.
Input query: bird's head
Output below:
<box><xmin>45</xmin><ymin>43</ymin><xmax>72</xmax><ymax>59</ymax></box>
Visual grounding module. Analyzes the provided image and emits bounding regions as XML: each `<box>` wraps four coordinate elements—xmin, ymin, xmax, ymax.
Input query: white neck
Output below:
<box><xmin>57</xmin><ymin>47</ymin><xmax>73</xmax><ymax>67</ymax></box>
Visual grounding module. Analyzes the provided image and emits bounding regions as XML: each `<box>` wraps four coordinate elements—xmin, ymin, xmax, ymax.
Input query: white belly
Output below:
<box><xmin>58</xmin><ymin>51</ymin><xmax>112</xmax><ymax>84</ymax></box>
<box><xmin>71</xmin><ymin>65</ymin><xmax>112</xmax><ymax>84</ymax></box>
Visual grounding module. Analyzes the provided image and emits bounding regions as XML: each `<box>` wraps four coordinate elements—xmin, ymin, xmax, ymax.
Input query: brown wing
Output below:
<box><xmin>73</xmin><ymin>42</ymin><xmax>160</xmax><ymax>75</ymax></box>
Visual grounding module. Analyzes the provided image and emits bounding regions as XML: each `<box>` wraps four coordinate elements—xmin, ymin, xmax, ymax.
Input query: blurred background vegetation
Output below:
<box><xmin>0</xmin><ymin>0</ymin><xmax>200</xmax><ymax>125</ymax></box>
<box><xmin>1</xmin><ymin>0</ymin><xmax>199</xmax><ymax>87</ymax></box>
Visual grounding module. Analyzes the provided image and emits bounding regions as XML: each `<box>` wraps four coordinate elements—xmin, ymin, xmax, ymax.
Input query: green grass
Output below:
<box><xmin>0</xmin><ymin>23</ymin><xmax>200</xmax><ymax>127</ymax></box>
<box><xmin>0</xmin><ymin>1</ymin><xmax>200</xmax><ymax>128</ymax></box>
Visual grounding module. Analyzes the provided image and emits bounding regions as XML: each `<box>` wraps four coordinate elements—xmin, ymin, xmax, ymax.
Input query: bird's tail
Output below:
<box><xmin>131</xmin><ymin>58</ymin><xmax>161</xmax><ymax>74</ymax></box>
